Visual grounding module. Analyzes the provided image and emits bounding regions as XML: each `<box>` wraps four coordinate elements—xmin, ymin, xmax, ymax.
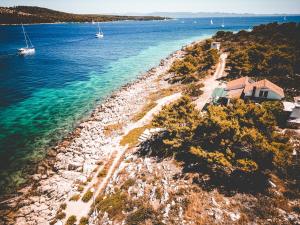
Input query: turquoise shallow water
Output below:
<box><xmin>0</xmin><ymin>17</ymin><xmax>300</xmax><ymax>193</ymax></box>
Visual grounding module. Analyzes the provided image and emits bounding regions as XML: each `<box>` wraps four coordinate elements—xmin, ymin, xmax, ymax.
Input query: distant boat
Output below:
<box><xmin>221</xmin><ymin>19</ymin><xmax>225</xmax><ymax>28</ymax></box>
<box><xmin>92</xmin><ymin>20</ymin><xmax>95</xmax><ymax>24</ymax></box>
<box><xmin>95</xmin><ymin>22</ymin><xmax>104</xmax><ymax>38</ymax></box>
<box><xmin>18</xmin><ymin>24</ymin><xmax>35</xmax><ymax>55</ymax></box>
<box><xmin>210</xmin><ymin>19</ymin><xmax>213</xmax><ymax>25</ymax></box>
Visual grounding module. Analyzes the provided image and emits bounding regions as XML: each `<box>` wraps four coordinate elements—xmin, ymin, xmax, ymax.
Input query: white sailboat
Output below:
<box><xmin>221</xmin><ymin>18</ymin><xmax>225</xmax><ymax>28</ymax></box>
<box><xmin>18</xmin><ymin>24</ymin><xmax>35</xmax><ymax>55</ymax></box>
<box><xmin>95</xmin><ymin>22</ymin><xmax>104</xmax><ymax>38</ymax></box>
<box><xmin>210</xmin><ymin>19</ymin><xmax>213</xmax><ymax>25</ymax></box>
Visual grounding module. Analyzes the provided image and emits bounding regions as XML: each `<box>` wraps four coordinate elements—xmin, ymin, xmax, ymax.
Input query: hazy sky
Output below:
<box><xmin>1</xmin><ymin>0</ymin><xmax>300</xmax><ymax>14</ymax></box>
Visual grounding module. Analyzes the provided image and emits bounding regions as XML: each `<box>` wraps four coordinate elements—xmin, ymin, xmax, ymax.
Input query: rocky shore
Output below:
<box><xmin>0</xmin><ymin>41</ymin><xmax>191</xmax><ymax>225</ymax></box>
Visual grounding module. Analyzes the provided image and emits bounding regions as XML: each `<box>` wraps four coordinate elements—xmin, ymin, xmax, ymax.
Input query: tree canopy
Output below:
<box><xmin>152</xmin><ymin>97</ymin><xmax>292</xmax><ymax>182</ymax></box>
<box><xmin>214</xmin><ymin>22</ymin><xmax>300</xmax><ymax>99</ymax></box>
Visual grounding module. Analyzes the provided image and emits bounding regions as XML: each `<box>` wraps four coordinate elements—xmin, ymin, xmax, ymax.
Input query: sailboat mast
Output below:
<box><xmin>21</xmin><ymin>24</ymin><xmax>29</xmax><ymax>48</ymax></box>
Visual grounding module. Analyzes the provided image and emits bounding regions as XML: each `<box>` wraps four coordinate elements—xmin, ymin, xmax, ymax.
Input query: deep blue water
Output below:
<box><xmin>0</xmin><ymin>17</ymin><xmax>300</xmax><ymax>192</ymax></box>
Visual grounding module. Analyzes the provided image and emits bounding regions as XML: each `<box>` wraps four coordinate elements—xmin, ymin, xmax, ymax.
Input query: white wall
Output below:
<box><xmin>244</xmin><ymin>88</ymin><xmax>282</xmax><ymax>100</ymax></box>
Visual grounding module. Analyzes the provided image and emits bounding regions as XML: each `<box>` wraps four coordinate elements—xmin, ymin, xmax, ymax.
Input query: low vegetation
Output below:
<box><xmin>120</xmin><ymin>125</ymin><xmax>152</xmax><ymax>148</ymax></box>
<box><xmin>152</xmin><ymin>96</ymin><xmax>292</xmax><ymax>191</ymax></box>
<box><xmin>69</xmin><ymin>194</ymin><xmax>80</xmax><ymax>201</ymax></box>
<box><xmin>183</xmin><ymin>83</ymin><xmax>204</xmax><ymax>98</ymax></box>
<box><xmin>121</xmin><ymin>178</ymin><xmax>136</xmax><ymax>190</ymax></box>
<box><xmin>97</xmin><ymin>169</ymin><xmax>107</xmax><ymax>178</ymax></box>
<box><xmin>169</xmin><ymin>40</ymin><xmax>219</xmax><ymax>84</ymax></box>
<box><xmin>81</xmin><ymin>189</ymin><xmax>93</xmax><ymax>202</ymax></box>
<box><xmin>0</xmin><ymin>6</ymin><xmax>165</xmax><ymax>25</ymax></box>
<box><xmin>65</xmin><ymin>215</ymin><xmax>77</xmax><ymax>225</ymax></box>
<box><xmin>79</xmin><ymin>217</ymin><xmax>89</xmax><ymax>225</ymax></box>
<box><xmin>103</xmin><ymin>123</ymin><xmax>123</xmax><ymax>137</ymax></box>
<box><xmin>214</xmin><ymin>22</ymin><xmax>300</xmax><ymax>99</ymax></box>
<box><xmin>126</xmin><ymin>205</ymin><xmax>156</xmax><ymax>225</ymax></box>
<box><xmin>132</xmin><ymin>101</ymin><xmax>157</xmax><ymax>122</ymax></box>
<box><xmin>95</xmin><ymin>191</ymin><xmax>129</xmax><ymax>220</ymax></box>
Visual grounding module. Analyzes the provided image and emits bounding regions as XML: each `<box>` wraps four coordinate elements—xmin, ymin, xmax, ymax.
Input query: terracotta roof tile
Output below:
<box><xmin>226</xmin><ymin>76</ymin><xmax>252</xmax><ymax>91</ymax></box>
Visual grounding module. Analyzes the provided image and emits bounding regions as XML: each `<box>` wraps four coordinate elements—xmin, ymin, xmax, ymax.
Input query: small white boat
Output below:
<box><xmin>221</xmin><ymin>19</ymin><xmax>225</xmax><ymax>28</ymax></box>
<box><xmin>18</xmin><ymin>24</ymin><xmax>35</xmax><ymax>55</ymax></box>
<box><xmin>92</xmin><ymin>20</ymin><xmax>95</xmax><ymax>24</ymax></box>
<box><xmin>210</xmin><ymin>19</ymin><xmax>213</xmax><ymax>25</ymax></box>
<box><xmin>95</xmin><ymin>22</ymin><xmax>104</xmax><ymax>38</ymax></box>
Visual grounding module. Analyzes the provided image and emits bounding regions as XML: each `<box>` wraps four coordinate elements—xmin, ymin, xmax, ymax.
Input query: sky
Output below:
<box><xmin>0</xmin><ymin>0</ymin><xmax>300</xmax><ymax>14</ymax></box>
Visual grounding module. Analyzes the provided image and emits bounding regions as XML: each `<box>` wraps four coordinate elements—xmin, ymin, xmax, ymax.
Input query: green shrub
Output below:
<box><xmin>69</xmin><ymin>194</ymin><xmax>80</xmax><ymax>201</ymax></box>
<box><xmin>121</xmin><ymin>179</ymin><xmax>135</xmax><ymax>190</ymax></box>
<box><xmin>97</xmin><ymin>169</ymin><xmax>107</xmax><ymax>178</ymax></box>
<box><xmin>65</xmin><ymin>215</ymin><xmax>76</xmax><ymax>225</ymax></box>
<box><xmin>56</xmin><ymin>211</ymin><xmax>66</xmax><ymax>220</ymax></box>
<box><xmin>60</xmin><ymin>203</ymin><xmax>67</xmax><ymax>210</ymax></box>
<box><xmin>183</xmin><ymin>83</ymin><xmax>204</xmax><ymax>97</ymax></box>
<box><xmin>82</xmin><ymin>190</ymin><xmax>93</xmax><ymax>202</ymax></box>
<box><xmin>153</xmin><ymin>97</ymin><xmax>292</xmax><ymax>189</ymax></box>
<box><xmin>96</xmin><ymin>191</ymin><xmax>129</xmax><ymax>219</ymax></box>
<box><xmin>120</xmin><ymin>125</ymin><xmax>152</xmax><ymax>148</ymax></box>
<box><xmin>77</xmin><ymin>185</ymin><xmax>84</xmax><ymax>192</ymax></box>
<box><xmin>79</xmin><ymin>217</ymin><xmax>89</xmax><ymax>225</ymax></box>
<box><xmin>126</xmin><ymin>205</ymin><xmax>155</xmax><ymax>225</ymax></box>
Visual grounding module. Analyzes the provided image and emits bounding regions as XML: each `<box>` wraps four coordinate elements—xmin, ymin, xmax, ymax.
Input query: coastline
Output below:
<box><xmin>0</xmin><ymin>19</ymin><xmax>165</xmax><ymax>26</ymax></box>
<box><xmin>0</xmin><ymin>38</ymin><xmax>204</xmax><ymax>224</ymax></box>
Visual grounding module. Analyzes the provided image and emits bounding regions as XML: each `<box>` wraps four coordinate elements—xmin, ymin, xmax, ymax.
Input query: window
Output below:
<box><xmin>259</xmin><ymin>90</ymin><xmax>268</xmax><ymax>98</ymax></box>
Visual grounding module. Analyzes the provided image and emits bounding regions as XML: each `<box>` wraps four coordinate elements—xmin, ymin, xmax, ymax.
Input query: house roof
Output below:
<box><xmin>227</xmin><ymin>89</ymin><xmax>244</xmax><ymax>99</ymax></box>
<box><xmin>226</xmin><ymin>76</ymin><xmax>253</xmax><ymax>91</ymax></box>
<box><xmin>244</xmin><ymin>79</ymin><xmax>285</xmax><ymax>98</ymax></box>
<box><xmin>212</xmin><ymin>88</ymin><xmax>227</xmax><ymax>99</ymax></box>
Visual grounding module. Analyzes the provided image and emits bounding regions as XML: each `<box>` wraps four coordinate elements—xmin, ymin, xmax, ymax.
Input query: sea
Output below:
<box><xmin>1</xmin><ymin>17</ymin><xmax>300</xmax><ymax>194</ymax></box>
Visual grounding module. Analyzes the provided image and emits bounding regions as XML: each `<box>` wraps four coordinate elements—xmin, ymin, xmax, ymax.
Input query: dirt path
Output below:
<box><xmin>59</xmin><ymin>53</ymin><xmax>226</xmax><ymax>224</ymax></box>
<box><xmin>194</xmin><ymin>53</ymin><xmax>227</xmax><ymax>110</ymax></box>
<box><xmin>62</xmin><ymin>92</ymin><xmax>182</xmax><ymax>223</ymax></box>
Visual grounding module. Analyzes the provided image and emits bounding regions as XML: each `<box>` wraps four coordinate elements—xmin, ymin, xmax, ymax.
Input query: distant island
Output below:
<box><xmin>126</xmin><ymin>11</ymin><xmax>300</xmax><ymax>18</ymax></box>
<box><xmin>0</xmin><ymin>6</ymin><xmax>165</xmax><ymax>25</ymax></box>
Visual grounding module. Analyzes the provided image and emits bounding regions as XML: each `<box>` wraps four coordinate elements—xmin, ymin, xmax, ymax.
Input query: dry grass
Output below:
<box><xmin>97</xmin><ymin>169</ymin><xmax>107</xmax><ymax>178</ymax></box>
<box><xmin>120</xmin><ymin>125</ymin><xmax>152</xmax><ymax>148</ymax></box>
<box><xmin>131</xmin><ymin>85</ymin><xmax>182</xmax><ymax>122</ymax></box>
<box><xmin>148</xmin><ymin>86</ymin><xmax>182</xmax><ymax>102</ymax></box>
<box><xmin>132</xmin><ymin>101</ymin><xmax>158</xmax><ymax>122</ymax></box>
<box><xmin>184</xmin><ymin>192</ymin><xmax>216</xmax><ymax>225</ymax></box>
<box><xmin>103</xmin><ymin>123</ymin><xmax>123</xmax><ymax>137</ymax></box>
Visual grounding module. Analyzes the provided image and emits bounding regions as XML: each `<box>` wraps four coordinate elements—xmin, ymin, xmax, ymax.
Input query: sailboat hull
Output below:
<box><xmin>96</xmin><ymin>33</ymin><xmax>104</xmax><ymax>38</ymax></box>
<box><xmin>18</xmin><ymin>48</ymin><xmax>35</xmax><ymax>55</ymax></box>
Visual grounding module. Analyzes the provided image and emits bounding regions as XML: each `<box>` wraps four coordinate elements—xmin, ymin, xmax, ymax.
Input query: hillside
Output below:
<box><xmin>213</xmin><ymin>22</ymin><xmax>300</xmax><ymax>99</ymax></box>
<box><xmin>0</xmin><ymin>6</ymin><xmax>164</xmax><ymax>25</ymax></box>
